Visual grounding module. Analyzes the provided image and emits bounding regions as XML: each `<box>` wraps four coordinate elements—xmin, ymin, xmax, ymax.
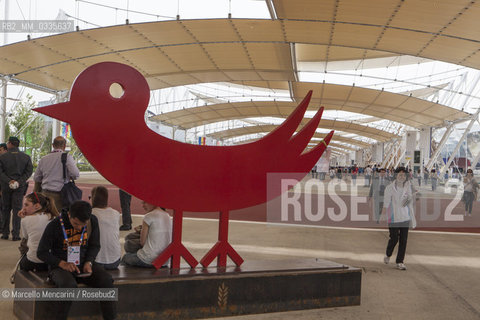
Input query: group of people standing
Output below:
<box><xmin>7</xmin><ymin>136</ymin><xmax>173</xmax><ymax>320</ymax></box>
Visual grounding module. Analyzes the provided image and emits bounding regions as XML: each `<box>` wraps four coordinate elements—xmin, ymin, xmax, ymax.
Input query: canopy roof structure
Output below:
<box><xmin>0</xmin><ymin>0</ymin><xmax>478</xmax><ymax>153</ymax></box>
<box><xmin>152</xmin><ymin>82</ymin><xmax>467</xmax><ymax>129</ymax></box>
<box><xmin>2</xmin><ymin>14</ymin><xmax>480</xmax><ymax>91</ymax></box>
<box><xmin>207</xmin><ymin>120</ymin><xmax>395</xmax><ymax>142</ymax></box>
<box><xmin>238</xmin><ymin>133</ymin><xmax>370</xmax><ymax>149</ymax></box>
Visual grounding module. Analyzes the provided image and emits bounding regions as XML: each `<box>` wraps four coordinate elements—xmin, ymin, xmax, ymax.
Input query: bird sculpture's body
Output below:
<box><xmin>34</xmin><ymin>62</ymin><xmax>333</xmax><ymax>269</ymax></box>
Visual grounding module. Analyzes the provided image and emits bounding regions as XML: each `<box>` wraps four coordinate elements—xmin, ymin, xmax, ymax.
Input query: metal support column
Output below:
<box><xmin>0</xmin><ymin>78</ymin><xmax>7</xmax><ymax>143</ymax></box>
<box><xmin>440</xmin><ymin>109</ymin><xmax>480</xmax><ymax>176</ymax></box>
<box><xmin>52</xmin><ymin>91</ymin><xmax>67</xmax><ymax>138</ymax></box>
<box><xmin>394</xmin><ymin>147</ymin><xmax>407</xmax><ymax>169</ymax></box>
<box><xmin>380</xmin><ymin>141</ymin><xmax>394</xmax><ymax>168</ymax></box>
<box><xmin>471</xmin><ymin>149</ymin><xmax>480</xmax><ymax>170</ymax></box>
<box><xmin>383</xmin><ymin>140</ymin><xmax>399</xmax><ymax>169</ymax></box>
<box><xmin>385</xmin><ymin>143</ymin><xmax>401</xmax><ymax>169</ymax></box>
<box><xmin>426</xmin><ymin>124</ymin><xmax>454</xmax><ymax>171</ymax></box>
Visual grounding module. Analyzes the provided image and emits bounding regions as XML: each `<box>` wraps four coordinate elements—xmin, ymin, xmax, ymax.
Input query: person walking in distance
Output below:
<box><xmin>368</xmin><ymin>168</ymin><xmax>388</xmax><ymax>223</ymax></box>
<box><xmin>462</xmin><ymin>169</ymin><xmax>478</xmax><ymax>217</ymax></box>
<box><xmin>0</xmin><ymin>137</ymin><xmax>33</xmax><ymax>241</ymax></box>
<box><xmin>364</xmin><ymin>165</ymin><xmax>373</xmax><ymax>187</ymax></box>
<box><xmin>34</xmin><ymin>136</ymin><xmax>80</xmax><ymax>211</ymax></box>
<box><xmin>430</xmin><ymin>169</ymin><xmax>438</xmax><ymax>191</ymax></box>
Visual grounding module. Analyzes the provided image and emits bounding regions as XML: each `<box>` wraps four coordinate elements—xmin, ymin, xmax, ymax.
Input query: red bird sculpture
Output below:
<box><xmin>34</xmin><ymin>62</ymin><xmax>333</xmax><ymax>269</ymax></box>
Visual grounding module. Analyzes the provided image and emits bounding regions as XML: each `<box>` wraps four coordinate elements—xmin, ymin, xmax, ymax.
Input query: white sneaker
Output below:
<box><xmin>397</xmin><ymin>263</ymin><xmax>407</xmax><ymax>270</ymax></box>
<box><xmin>384</xmin><ymin>256</ymin><xmax>390</xmax><ymax>264</ymax></box>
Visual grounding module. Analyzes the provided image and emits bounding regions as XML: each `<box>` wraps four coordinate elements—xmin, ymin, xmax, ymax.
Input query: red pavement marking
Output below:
<box><xmin>27</xmin><ymin>182</ymin><xmax>479</xmax><ymax>233</ymax></box>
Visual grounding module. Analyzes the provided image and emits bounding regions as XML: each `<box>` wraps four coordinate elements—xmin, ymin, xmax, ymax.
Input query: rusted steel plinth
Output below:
<box><xmin>14</xmin><ymin>259</ymin><xmax>361</xmax><ymax>320</ymax></box>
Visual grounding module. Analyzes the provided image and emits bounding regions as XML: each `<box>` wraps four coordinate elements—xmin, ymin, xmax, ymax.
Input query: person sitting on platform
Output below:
<box><xmin>18</xmin><ymin>192</ymin><xmax>59</xmax><ymax>271</ymax></box>
<box><xmin>91</xmin><ymin>186</ymin><xmax>121</xmax><ymax>269</ymax></box>
<box><xmin>122</xmin><ymin>201</ymin><xmax>172</xmax><ymax>268</ymax></box>
<box><xmin>37</xmin><ymin>200</ymin><xmax>116</xmax><ymax>320</ymax></box>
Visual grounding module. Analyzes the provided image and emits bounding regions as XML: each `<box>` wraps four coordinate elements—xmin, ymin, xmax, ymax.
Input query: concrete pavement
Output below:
<box><xmin>1</xmin><ymin>172</ymin><xmax>479</xmax><ymax>319</ymax></box>
<box><xmin>1</xmin><ymin>216</ymin><xmax>479</xmax><ymax>319</ymax></box>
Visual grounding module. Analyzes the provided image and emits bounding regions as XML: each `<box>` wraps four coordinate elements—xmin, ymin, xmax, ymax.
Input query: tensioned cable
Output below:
<box><xmin>77</xmin><ymin>0</ymin><xmax>174</xmax><ymax>19</ymax></box>
<box><xmin>63</xmin><ymin>12</ymin><xmax>101</xmax><ymax>28</ymax></box>
<box><xmin>15</xmin><ymin>0</ymin><xmax>26</xmax><ymax>20</ymax></box>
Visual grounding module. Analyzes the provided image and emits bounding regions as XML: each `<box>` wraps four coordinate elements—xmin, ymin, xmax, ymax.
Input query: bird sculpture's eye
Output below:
<box><xmin>109</xmin><ymin>82</ymin><xmax>124</xmax><ymax>99</ymax></box>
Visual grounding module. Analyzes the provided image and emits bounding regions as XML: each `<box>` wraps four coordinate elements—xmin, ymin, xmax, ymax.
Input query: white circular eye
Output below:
<box><xmin>109</xmin><ymin>83</ymin><xmax>124</xmax><ymax>99</ymax></box>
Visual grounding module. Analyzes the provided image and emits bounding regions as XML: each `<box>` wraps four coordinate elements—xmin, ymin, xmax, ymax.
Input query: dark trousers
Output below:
<box><xmin>373</xmin><ymin>201</ymin><xmax>383</xmax><ymax>223</ymax></box>
<box><xmin>2</xmin><ymin>186</ymin><xmax>25</xmax><ymax>238</ymax></box>
<box><xmin>464</xmin><ymin>191</ymin><xmax>475</xmax><ymax>214</ymax></box>
<box><xmin>119</xmin><ymin>189</ymin><xmax>132</xmax><ymax>226</ymax></box>
<box><xmin>49</xmin><ymin>263</ymin><xmax>116</xmax><ymax>320</ymax></box>
<box><xmin>386</xmin><ymin>222</ymin><xmax>409</xmax><ymax>263</ymax></box>
<box><xmin>19</xmin><ymin>255</ymin><xmax>48</xmax><ymax>272</ymax></box>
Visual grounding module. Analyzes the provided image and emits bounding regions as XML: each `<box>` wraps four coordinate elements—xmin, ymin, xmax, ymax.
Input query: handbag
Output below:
<box><xmin>60</xmin><ymin>153</ymin><xmax>82</xmax><ymax>209</ymax></box>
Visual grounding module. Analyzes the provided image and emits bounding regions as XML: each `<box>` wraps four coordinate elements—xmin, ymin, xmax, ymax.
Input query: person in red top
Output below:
<box><xmin>351</xmin><ymin>164</ymin><xmax>359</xmax><ymax>186</ymax></box>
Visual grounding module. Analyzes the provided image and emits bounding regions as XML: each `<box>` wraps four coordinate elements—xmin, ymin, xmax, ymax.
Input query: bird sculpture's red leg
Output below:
<box><xmin>152</xmin><ymin>210</ymin><xmax>198</xmax><ymax>269</ymax></box>
<box><xmin>200</xmin><ymin>210</ymin><xmax>244</xmax><ymax>268</ymax></box>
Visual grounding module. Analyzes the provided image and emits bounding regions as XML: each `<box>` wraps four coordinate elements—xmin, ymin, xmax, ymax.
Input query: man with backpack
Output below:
<box><xmin>34</xmin><ymin>136</ymin><xmax>80</xmax><ymax>211</ymax></box>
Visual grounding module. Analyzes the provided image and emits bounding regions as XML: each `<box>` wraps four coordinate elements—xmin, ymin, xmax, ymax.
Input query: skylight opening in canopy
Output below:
<box><xmin>148</xmin><ymin>83</ymin><xmax>291</xmax><ymax>116</ymax></box>
<box><xmin>299</xmin><ymin>58</ymin><xmax>480</xmax><ymax>114</ymax></box>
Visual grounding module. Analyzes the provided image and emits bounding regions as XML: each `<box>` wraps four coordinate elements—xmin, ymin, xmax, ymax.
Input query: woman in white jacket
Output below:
<box><xmin>18</xmin><ymin>192</ymin><xmax>59</xmax><ymax>271</ymax></box>
<box><xmin>381</xmin><ymin>167</ymin><xmax>416</xmax><ymax>270</ymax></box>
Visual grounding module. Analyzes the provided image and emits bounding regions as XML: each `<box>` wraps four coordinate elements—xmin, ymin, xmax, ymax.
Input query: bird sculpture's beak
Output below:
<box><xmin>33</xmin><ymin>101</ymin><xmax>71</xmax><ymax>123</ymax></box>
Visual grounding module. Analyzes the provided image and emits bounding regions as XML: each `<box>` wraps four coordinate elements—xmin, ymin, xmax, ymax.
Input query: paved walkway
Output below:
<box><xmin>2</xmin><ymin>217</ymin><xmax>480</xmax><ymax>319</ymax></box>
<box><xmin>1</xmin><ymin>172</ymin><xmax>479</xmax><ymax>319</ymax></box>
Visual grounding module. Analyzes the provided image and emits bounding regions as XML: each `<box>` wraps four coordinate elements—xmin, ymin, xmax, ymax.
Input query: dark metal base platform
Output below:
<box><xmin>14</xmin><ymin>258</ymin><xmax>361</xmax><ymax>319</ymax></box>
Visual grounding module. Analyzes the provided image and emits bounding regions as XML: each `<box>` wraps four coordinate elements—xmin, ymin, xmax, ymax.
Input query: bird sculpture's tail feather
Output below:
<box><xmin>297</xmin><ymin>130</ymin><xmax>334</xmax><ymax>168</ymax></box>
<box><xmin>261</xmin><ymin>90</ymin><xmax>313</xmax><ymax>145</ymax></box>
<box><xmin>286</xmin><ymin>106</ymin><xmax>324</xmax><ymax>156</ymax></box>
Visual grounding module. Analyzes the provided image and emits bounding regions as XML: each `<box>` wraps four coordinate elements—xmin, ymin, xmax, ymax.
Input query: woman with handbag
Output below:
<box><xmin>463</xmin><ymin>169</ymin><xmax>478</xmax><ymax>217</ymax></box>
<box><xmin>18</xmin><ymin>192</ymin><xmax>59</xmax><ymax>271</ymax></box>
<box><xmin>381</xmin><ymin>167</ymin><xmax>416</xmax><ymax>271</ymax></box>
